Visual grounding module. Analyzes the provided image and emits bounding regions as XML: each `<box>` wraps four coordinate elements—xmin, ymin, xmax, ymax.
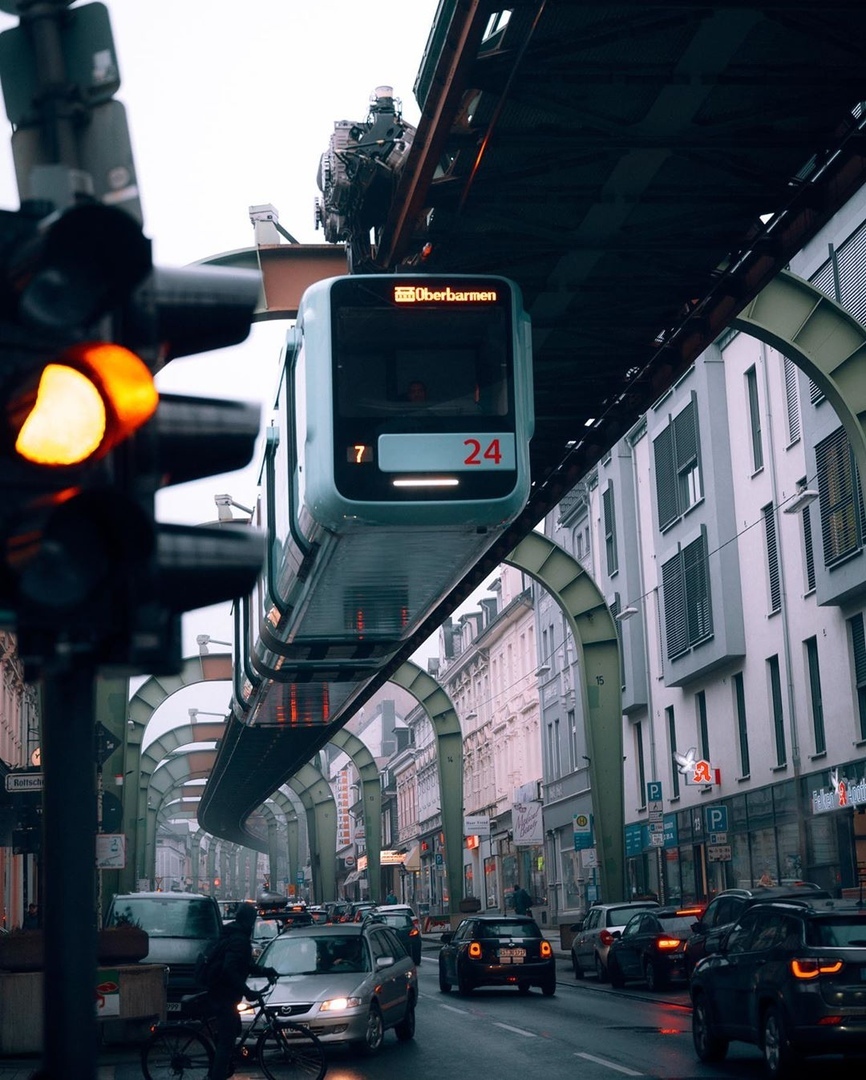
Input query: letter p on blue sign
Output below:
<box><xmin>705</xmin><ymin>806</ymin><xmax>728</xmax><ymax>833</ymax></box>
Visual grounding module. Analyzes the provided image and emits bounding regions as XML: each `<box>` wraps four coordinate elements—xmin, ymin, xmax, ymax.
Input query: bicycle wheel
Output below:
<box><xmin>257</xmin><ymin>1022</ymin><xmax>327</xmax><ymax>1080</ymax></box>
<box><xmin>140</xmin><ymin>1023</ymin><xmax>213</xmax><ymax>1080</ymax></box>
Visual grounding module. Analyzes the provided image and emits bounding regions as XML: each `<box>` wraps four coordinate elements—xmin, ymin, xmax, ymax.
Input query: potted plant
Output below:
<box><xmin>97</xmin><ymin>913</ymin><xmax>149</xmax><ymax>965</ymax></box>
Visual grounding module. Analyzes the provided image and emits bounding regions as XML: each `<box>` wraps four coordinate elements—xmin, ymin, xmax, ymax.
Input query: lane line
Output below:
<box><xmin>493</xmin><ymin>1021</ymin><xmax>536</xmax><ymax>1037</ymax></box>
<box><xmin>439</xmin><ymin>1004</ymin><xmax>465</xmax><ymax>1014</ymax></box>
<box><xmin>575</xmin><ymin>1051</ymin><xmax>643</xmax><ymax>1076</ymax></box>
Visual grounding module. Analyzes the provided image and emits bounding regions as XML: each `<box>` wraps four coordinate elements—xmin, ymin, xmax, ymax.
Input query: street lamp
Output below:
<box><xmin>188</xmin><ymin>708</ymin><xmax>227</xmax><ymax>723</ymax></box>
<box><xmin>196</xmin><ymin>635</ymin><xmax>232</xmax><ymax>656</ymax></box>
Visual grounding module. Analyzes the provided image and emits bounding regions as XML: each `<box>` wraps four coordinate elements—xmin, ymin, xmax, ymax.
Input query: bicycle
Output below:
<box><xmin>140</xmin><ymin>978</ymin><xmax>326</xmax><ymax>1080</ymax></box>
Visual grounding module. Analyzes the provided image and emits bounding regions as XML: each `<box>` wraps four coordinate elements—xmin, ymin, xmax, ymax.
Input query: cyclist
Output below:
<box><xmin>206</xmin><ymin>902</ymin><xmax>278</xmax><ymax>1080</ymax></box>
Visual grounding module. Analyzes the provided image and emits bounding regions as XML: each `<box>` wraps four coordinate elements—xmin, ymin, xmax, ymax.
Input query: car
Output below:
<box><xmin>606</xmin><ymin>905</ymin><xmax>705</xmax><ymax>991</ymax></box>
<box><xmin>250</xmin><ymin>916</ymin><xmax>283</xmax><ymax>960</ymax></box>
<box><xmin>570</xmin><ymin>900</ymin><xmax>660</xmax><ymax>981</ymax></box>
<box><xmin>256</xmin><ymin>894</ymin><xmax>313</xmax><ymax>930</ymax></box>
<box><xmin>343</xmin><ymin>901</ymin><xmax>376</xmax><ymax>923</ymax></box>
<box><xmin>690</xmin><ymin>897</ymin><xmax>866</xmax><ymax>1078</ymax></box>
<box><xmin>438</xmin><ymin>915</ymin><xmax>556</xmax><ymax>996</ymax></box>
<box><xmin>369</xmin><ymin>905</ymin><xmax>422</xmax><ymax>964</ymax></box>
<box><xmin>104</xmin><ymin>891</ymin><xmax>222</xmax><ymax>1014</ymax></box>
<box><xmin>244</xmin><ymin>920</ymin><xmax>417</xmax><ymax>1054</ymax></box>
<box><xmin>308</xmin><ymin>905</ymin><xmax>330</xmax><ymax>925</ymax></box>
<box><xmin>684</xmin><ymin>882</ymin><xmax>829</xmax><ymax>973</ymax></box>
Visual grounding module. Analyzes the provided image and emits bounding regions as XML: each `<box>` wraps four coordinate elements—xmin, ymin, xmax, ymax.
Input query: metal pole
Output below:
<box><xmin>39</xmin><ymin>660</ymin><xmax>98</xmax><ymax>1080</ymax></box>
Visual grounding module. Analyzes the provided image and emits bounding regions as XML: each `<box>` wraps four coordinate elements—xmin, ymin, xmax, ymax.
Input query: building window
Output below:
<box><xmin>768</xmin><ymin>654</ymin><xmax>787</xmax><ymax>767</ymax></box>
<box><xmin>805</xmin><ymin>636</ymin><xmax>826</xmax><ymax>755</ymax></box>
<box><xmin>661</xmin><ymin>529</ymin><xmax>713</xmax><ymax>659</ymax></box>
<box><xmin>746</xmin><ymin>366</ymin><xmax>764</xmax><ymax>471</ymax></box>
<box><xmin>815</xmin><ymin>426</ymin><xmax>865</xmax><ymax>566</ymax></box>
<box><xmin>733</xmin><ymin>672</ymin><xmax>750</xmax><ymax>777</ymax></box>
<box><xmin>602</xmin><ymin>483</ymin><xmax>618</xmax><ymax>576</ymax></box>
<box><xmin>783</xmin><ymin>356</ymin><xmax>801</xmax><ymax>445</ymax></box>
<box><xmin>802</xmin><ymin>502</ymin><xmax>816</xmax><ymax>594</ymax></box>
<box><xmin>849</xmin><ymin>613</ymin><xmax>866</xmax><ymax>741</ymax></box>
<box><xmin>568</xmin><ymin>708</ymin><xmax>578</xmax><ymax>773</ymax></box>
<box><xmin>635</xmin><ymin>722</ymin><xmax>646</xmax><ymax>809</ymax></box>
<box><xmin>653</xmin><ymin>395</ymin><xmax>703</xmax><ymax>530</ymax></box>
<box><xmin>763</xmin><ymin>503</ymin><xmax>781</xmax><ymax>614</ymax></box>
<box><xmin>696</xmin><ymin>690</ymin><xmax>710</xmax><ymax>761</ymax></box>
<box><xmin>666</xmin><ymin>706</ymin><xmax>680</xmax><ymax>799</ymax></box>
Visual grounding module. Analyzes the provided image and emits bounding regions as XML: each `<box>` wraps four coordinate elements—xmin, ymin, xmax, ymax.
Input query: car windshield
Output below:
<box><xmin>254</xmin><ymin>920</ymin><xmax>280</xmax><ymax>941</ymax></box>
<box><xmin>656</xmin><ymin>915</ymin><xmax>696</xmax><ymax>935</ymax></box>
<box><xmin>265</xmin><ymin>934</ymin><xmax>369</xmax><ymax>975</ymax></box>
<box><xmin>808</xmin><ymin>917</ymin><xmax>866</xmax><ymax>947</ymax></box>
<box><xmin>479</xmin><ymin>920</ymin><xmax>540</xmax><ymax>939</ymax></box>
<box><xmin>606</xmin><ymin>905</ymin><xmax>654</xmax><ymax>925</ymax></box>
<box><xmin>375</xmin><ymin>913</ymin><xmax>412</xmax><ymax>930</ymax></box>
<box><xmin>109</xmin><ymin>898</ymin><xmax>219</xmax><ymax>938</ymax></box>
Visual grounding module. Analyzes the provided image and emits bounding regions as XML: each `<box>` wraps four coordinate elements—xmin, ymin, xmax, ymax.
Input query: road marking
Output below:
<box><xmin>576</xmin><ymin>1052</ymin><xmax>643</xmax><ymax>1075</ymax></box>
<box><xmin>439</xmin><ymin>1004</ymin><xmax>465</xmax><ymax>1014</ymax></box>
<box><xmin>493</xmin><ymin>1022</ymin><xmax>536</xmax><ymax>1037</ymax></box>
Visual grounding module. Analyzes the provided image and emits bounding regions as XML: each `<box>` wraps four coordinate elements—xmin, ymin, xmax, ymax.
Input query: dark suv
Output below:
<box><xmin>685</xmin><ymin>883</ymin><xmax>828</xmax><ymax>973</ymax></box>
<box><xmin>690</xmin><ymin>897</ymin><xmax>866</xmax><ymax>1078</ymax></box>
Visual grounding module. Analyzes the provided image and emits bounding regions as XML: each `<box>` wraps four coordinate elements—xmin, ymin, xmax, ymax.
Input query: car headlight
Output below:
<box><xmin>319</xmin><ymin>996</ymin><xmax>362</xmax><ymax>1011</ymax></box>
<box><xmin>237</xmin><ymin>1001</ymin><xmax>255</xmax><ymax>1016</ymax></box>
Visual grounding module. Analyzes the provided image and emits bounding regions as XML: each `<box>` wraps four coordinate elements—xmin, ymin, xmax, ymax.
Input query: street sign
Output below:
<box><xmin>705</xmin><ymin>806</ymin><xmax>729</xmax><ymax>833</ymax></box>
<box><xmin>709</xmin><ymin>831</ymin><xmax>728</xmax><ymax>845</ymax></box>
<box><xmin>5</xmin><ymin>772</ymin><xmax>43</xmax><ymax>792</ymax></box>
<box><xmin>95</xmin><ymin>722</ymin><xmax>121</xmax><ymax>767</ymax></box>
<box><xmin>707</xmin><ymin>844</ymin><xmax>732</xmax><ymax>862</ymax></box>
<box><xmin>646</xmin><ymin>780</ymin><xmax>662</xmax><ymax>802</ymax></box>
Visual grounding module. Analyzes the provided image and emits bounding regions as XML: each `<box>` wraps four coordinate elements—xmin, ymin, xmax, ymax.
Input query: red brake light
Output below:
<box><xmin>657</xmin><ymin>937</ymin><xmax>682</xmax><ymax>951</ymax></box>
<box><xmin>409</xmin><ymin>927</ymin><xmax>419</xmax><ymax>937</ymax></box>
<box><xmin>791</xmin><ymin>958</ymin><xmax>844</xmax><ymax>979</ymax></box>
<box><xmin>599</xmin><ymin>929</ymin><xmax>615</xmax><ymax>947</ymax></box>
<box><xmin>541</xmin><ymin>940</ymin><xmax>552</xmax><ymax>958</ymax></box>
<box><xmin>468</xmin><ymin>941</ymin><xmax>482</xmax><ymax>959</ymax></box>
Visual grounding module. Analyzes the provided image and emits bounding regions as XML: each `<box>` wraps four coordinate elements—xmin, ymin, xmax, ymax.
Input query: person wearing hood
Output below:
<box><xmin>207</xmin><ymin>902</ymin><xmax>278</xmax><ymax>1080</ymax></box>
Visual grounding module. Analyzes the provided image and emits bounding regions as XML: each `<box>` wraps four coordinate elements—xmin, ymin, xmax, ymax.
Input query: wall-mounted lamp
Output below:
<box><xmin>464</xmin><ymin>711</ymin><xmax>477</xmax><ymax>720</ymax></box>
<box><xmin>535</xmin><ymin>663</ymin><xmax>551</xmax><ymax>677</ymax></box>
<box><xmin>783</xmin><ymin>487</ymin><xmax>819</xmax><ymax>514</ymax></box>
<box><xmin>214</xmin><ymin>493</ymin><xmax>255</xmax><ymax>524</ymax></box>
<box><xmin>615</xmin><ymin>606</ymin><xmax>639</xmax><ymax>622</ymax></box>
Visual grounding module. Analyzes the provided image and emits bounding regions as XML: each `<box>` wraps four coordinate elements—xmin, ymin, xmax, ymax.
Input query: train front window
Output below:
<box><xmin>334</xmin><ymin>307</ymin><xmax>511</xmax><ymax>420</ymax></box>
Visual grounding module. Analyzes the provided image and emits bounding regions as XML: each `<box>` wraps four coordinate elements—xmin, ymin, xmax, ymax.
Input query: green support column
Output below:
<box><xmin>329</xmin><ymin>728</ymin><xmax>382</xmax><ymax>902</ymax></box>
<box><xmin>389</xmin><ymin>662</ymin><xmax>464</xmax><ymax>921</ymax></box>
<box><xmin>289</xmin><ymin>763</ymin><xmax>337</xmax><ymax>902</ymax></box>
<box><xmin>506</xmin><ymin>532</ymin><xmax>626</xmax><ymax>902</ymax></box>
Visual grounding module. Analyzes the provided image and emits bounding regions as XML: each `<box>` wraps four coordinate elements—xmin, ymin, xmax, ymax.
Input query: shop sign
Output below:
<box><xmin>674</xmin><ymin>748</ymin><xmax>720</xmax><ymax>786</ymax></box>
<box><xmin>812</xmin><ymin>768</ymin><xmax>866</xmax><ymax>814</ymax></box>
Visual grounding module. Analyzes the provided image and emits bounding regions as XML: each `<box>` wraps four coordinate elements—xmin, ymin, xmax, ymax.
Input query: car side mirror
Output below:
<box><xmin>441</xmin><ymin>931</ymin><xmax>454</xmax><ymax>944</ymax></box>
<box><xmin>611</xmin><ymin>930</ymin><xmax>622</xmax><ymax>940</ymax></box>
<box><xmin>375</xmin><ymin>955</ymin><xmax>394</xmax><ymax>970</ymax></box>
<box><xmin>570</xmin><ymin>922</ymin><xmax>583</xmax><ymax>932</ymax></box>
<box><xmin>692</xmin><ymin>921</ymin><xmax>703</xmax><ymax>933</ymax></box>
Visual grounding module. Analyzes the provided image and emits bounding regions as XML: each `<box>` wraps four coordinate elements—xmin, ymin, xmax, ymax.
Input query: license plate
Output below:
<box><xmin>166</xmin><ymin>1002</ymin><xmax>181</xmax><ymax>1013</ymax></box>
<box><xmin>499</xmin><ymin>948</ymin><xmax>526</xmax><ymax>959</ymax></box>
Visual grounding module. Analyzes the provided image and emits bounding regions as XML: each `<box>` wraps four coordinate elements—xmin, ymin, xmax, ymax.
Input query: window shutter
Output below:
<box><xmin>783</xmin><ymin>357</ymin><xmax>801</xmax><ymax>444</ymax></box>
<box><xmin>683</xmin><ymin>531</ymin><xmax>712</xmax><ymax>642</ymax></box>
<box><xmin>654</xmin><ymin>425</ymin><xmax>677</xmax><ymax>530</ymax></box>
<box><xmin>661</xmin><ymin>552</ymin><xmax>687</xmax><ymax>658</ymax></box>
<box><xmin>763</xmin><ymin>504</ymin><xmax>781</xmax><ymax>613</ymax></box>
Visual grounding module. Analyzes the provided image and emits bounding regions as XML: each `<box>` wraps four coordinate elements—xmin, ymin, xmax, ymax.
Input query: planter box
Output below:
<box><xmin>0</xmin><ymin>928</ymin><xmax>149</xmax><ymax>974</ymax></box>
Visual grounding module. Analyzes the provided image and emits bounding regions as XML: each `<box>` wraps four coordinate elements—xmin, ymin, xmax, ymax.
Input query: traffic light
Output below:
<box><xmin>0</xmin><ymin>199</ymin><xmax>265</xmax><ymax>675</ymax></box>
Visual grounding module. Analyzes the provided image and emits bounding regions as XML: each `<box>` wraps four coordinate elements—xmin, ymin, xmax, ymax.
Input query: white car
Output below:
<box><xmin>243</xmin><ymin>922</ymin><xmax>417</xmax><ymax>1054</ymax></box>
<box><xmin>571</xmin><ymin>901</ymin><xmax>659</xmax><ymax>981</ymax></box>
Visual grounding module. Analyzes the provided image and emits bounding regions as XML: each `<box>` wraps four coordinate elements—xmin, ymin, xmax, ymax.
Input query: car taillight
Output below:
<box><xmin>541</xmin><ymin>941</ymin><xmax>552</xmax><ymax>958</ymax></box>
<box><xmin>468</xmin><ymin>941</ymin><xmax>482</xmax><ymax>959</ymax></box>
<box><xmin>409</xmin><ymin>927</ymin><xmax>419</xmax><ymax>937</ymax></box>
<box><xmin>790</xmin><ymin>958</ymin><xmax>844</xmax><ymax>979</ymax></box>
<box><xmin>656</xmin><ymin>938</ymin><xmax>682</xmax><ymax>951</ymax></box>
<box><xmin>599</xmin><ymin>929</ymin><xmax>615</xmax><ymax>947</ymax></box>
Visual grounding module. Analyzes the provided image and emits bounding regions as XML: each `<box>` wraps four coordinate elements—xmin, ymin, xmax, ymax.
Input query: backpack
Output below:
<box><xmin>194</xmin><ymin>936</ymin><xmax>227</xmax><ymax>989</ymax></box>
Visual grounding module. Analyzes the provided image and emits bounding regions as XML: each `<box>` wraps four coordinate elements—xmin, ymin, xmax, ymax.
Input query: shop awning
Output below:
<box><xmin>343</xmin><ymin>870</ymin><xmax>361</xmax><ymax>884</ymax></box>
<box><xmin>402</xmin><ymin>844</ymin><xmax>421</xmax><ymax>872</ymax></box>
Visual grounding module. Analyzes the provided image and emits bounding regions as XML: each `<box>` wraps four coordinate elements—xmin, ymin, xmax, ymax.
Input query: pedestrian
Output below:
<box><xmin>385</xmin><ymin>891</ymin><xmax>397</xmax><ymax>904</ymax></box>
<box><xmin>512</xmin><ymin>883</ymin><xmax>532</xmax><ymax>917</ymax></box>
<box><xmin>22</xmin><ymin>903</ymin><xmax>38</xmax><ymax>930</ymax></box>
<box><xmin>205</xmin><ymin>902</ymin><xmax>278</xmax><ymax>1080</ymax></box>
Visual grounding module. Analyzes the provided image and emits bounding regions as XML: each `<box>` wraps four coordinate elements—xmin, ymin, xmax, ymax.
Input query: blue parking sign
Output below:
<box><xmin>705</xmin><ymin>806</ymin><xmax>728</xmax><ymax>833</ymax></box>
<box><xmin>646</xmin><ymin>781</ymin><xmax>662</xmax><ymax>803</ymax></box>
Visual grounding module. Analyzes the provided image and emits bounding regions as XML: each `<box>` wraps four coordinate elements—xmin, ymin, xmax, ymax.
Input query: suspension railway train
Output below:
<box><xmin>234</xmin><ymin>273</ymin><xmax>534</xmax><ymax>728</ymax></box>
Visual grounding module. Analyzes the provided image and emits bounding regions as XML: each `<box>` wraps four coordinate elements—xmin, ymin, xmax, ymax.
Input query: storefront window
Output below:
<box><xmin>484</xmin><ymin>856</ymin><xmax>498</xmax><ymax>909</ymax></box>
<box><xmin>750</xmin><ymin>826</ymin><xmax>778</xmax><ymax>885</ymax></box>
<box><xmin>777</xmin><ymin>821</ymin><xmax>802</xmax><ymax>881</ymax></box>
<box><xmin>730</xmin><ymin>831</ymin><xmax>751</xmax><ymax>890</ymax></box>
<box><xmin>561</xmin><ymin>848</ymin><xmax>583</xmax><ymax>911</ymax></box>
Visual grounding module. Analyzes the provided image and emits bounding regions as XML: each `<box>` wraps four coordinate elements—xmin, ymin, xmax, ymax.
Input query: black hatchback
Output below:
<box><xmin>606</xmin><ymin>905</ymin><xmax>705</xmax><ymax>991</ymax></box>
<box><xmin>691</xmin><ymin>898</ymin><xmax>866</xmax><ymax>1079</ymax></box>
<box><xmin>438</xmin><ymin>915</ymin><xmax>556</xmax><ymax>996</ymax></box>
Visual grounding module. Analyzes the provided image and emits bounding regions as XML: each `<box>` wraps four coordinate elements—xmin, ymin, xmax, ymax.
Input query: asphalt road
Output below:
<box><xmin>0</xmin><ymin>950</ymin><xmax>781</xmax><ymax>1080</ymax></box>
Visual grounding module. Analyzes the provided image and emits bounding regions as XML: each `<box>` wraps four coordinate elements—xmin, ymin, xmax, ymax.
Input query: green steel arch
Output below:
<box><xmin>505</xmin><ymin>532</ymin><xmax>625</xmax><ymax>902</ymax></box>
<box><xmin>731</xmin><ymin>269</ymin><xmax>866</xmax><ymax>480</ymax></box>
<box><xmin>287</xmin><ymin>762</ymin><xmax>337</xmax><ymax>903</ymax></box>
<box><xmin>328</xmin><ymin>728</ymin><xmax>382</xmax><ymax>902</ymax></box>
<box><xmin>388</xmin><ymin>661</ymin><xmax>464</xmax><ymax>918</ymax></box>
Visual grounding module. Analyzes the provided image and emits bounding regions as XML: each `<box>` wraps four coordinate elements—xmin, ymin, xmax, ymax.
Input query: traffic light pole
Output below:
<box><xmin>39</xmin><ymin>660</ymin><xmax>99</xmax><ymax>1080</ymax></box>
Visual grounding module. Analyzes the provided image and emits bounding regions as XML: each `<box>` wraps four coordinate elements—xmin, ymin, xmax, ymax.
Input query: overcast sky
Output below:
<box><xmin>0</xmin><ymin>2</ymin><xmax>499</xmax><ymax>728</ymax></box>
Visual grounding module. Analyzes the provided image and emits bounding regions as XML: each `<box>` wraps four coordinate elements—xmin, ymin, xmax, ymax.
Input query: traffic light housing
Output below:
<box><xmin>0</xmin><ymin>199</ymin><xmax>265</xmax><ymax>676</ymax></box>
